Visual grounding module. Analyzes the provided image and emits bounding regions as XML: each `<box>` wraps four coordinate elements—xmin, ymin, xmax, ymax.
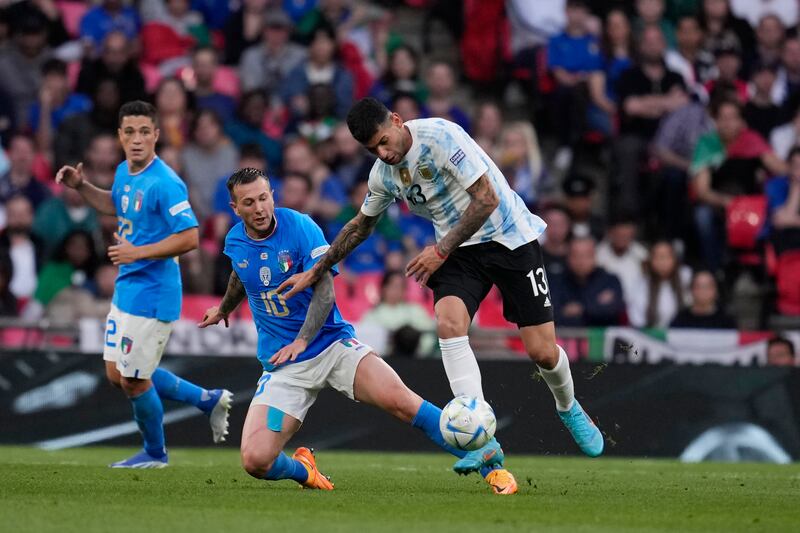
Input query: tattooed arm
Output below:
<box><xmin>276</xmin><ymin>212</ymin><xmax>380</xmax><ymax>298</ymax></box>
<box><xmin>269</xmin><ymin>271</ymin><xmax>336</xmax><ymax>365</ymax></box>
<box><xmin>405</xmin><ymin>175</ymin><xmax>499</xmax><ymax>286</ymax></box>
<box><xmin>198</xmin><ymin>271</ymin><xmax>246</xmax><ymax>328</ymax></box>
<box><xmin>436</xmin><ymin>175</ymin><xmax>499</xmax><ymax>256</ymax></box>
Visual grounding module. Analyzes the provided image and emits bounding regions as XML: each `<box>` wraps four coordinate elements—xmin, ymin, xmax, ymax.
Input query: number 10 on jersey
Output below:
<box><xmin>260</xmin><ymin>290</ymin><xmax>290</xmax><ymax>317</ymax></box>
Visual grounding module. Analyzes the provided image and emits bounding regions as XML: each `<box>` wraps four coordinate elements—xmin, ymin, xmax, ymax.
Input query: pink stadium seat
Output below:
<box><xmin>139</xmin><ymin>62</ymin><xmax>163</xmax><ymax>93</ymax></box>
<box><xmin>56</xmin><ymin>1</ymin><xmax>88</xmax><ymax>39</ymax></box>
<box><xmin>181</xmin><ymin>294</ymin><xmax>222</xmax><ymax>321</ymax></box>
<box><xmin>67</xmin><ymin>61</ymin><xmax>81</xmax><ymax>91</ymax></box>
<box><xmin>726</xmin><ymin>195</ymin><xmax>767</xmax><ymax>250</ymax></box>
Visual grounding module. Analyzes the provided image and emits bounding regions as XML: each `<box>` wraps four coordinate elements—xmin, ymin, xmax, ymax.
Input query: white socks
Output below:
<box><xmin>537</xmin><ymin>345</ymin><xmax>575</xmax><ymax>412</ymax></box>
<box><xmin>439</xmin><ymin>336</ymin><xmax>484</xmax><ymax>400</ymax></box>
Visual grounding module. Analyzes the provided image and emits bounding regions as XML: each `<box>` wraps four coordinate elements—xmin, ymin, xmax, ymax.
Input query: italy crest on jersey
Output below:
<box><xmin>278</xmin><ymin>250</ymin><xmax>293</xmax><ymax>273</ymax></box>
<box><xmin>134</xmin><ymin>190</ymin><xmax>144</xmax><ymax>212</ymax></box>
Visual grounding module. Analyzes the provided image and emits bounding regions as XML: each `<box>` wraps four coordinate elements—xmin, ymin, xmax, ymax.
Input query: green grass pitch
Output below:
<box><xmin>1</xmin><ymin>446</ymin><xmax>797</xmax><ymax>532</ymax></box>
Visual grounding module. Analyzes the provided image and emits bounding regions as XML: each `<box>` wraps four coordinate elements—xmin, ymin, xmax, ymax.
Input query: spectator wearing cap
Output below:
<box><xmin>76</xmin><ymin>31</ymin><xmax>146</xmax><ymax>105</ymax></box>
<box><xmin>30</xmin><ymin>58</ymin><xmax>92</xmax><ymax>155</ymax></box>
<box><xmin>282</xmin><ymin>24</ymin><xmax>354</xmax><ymax>120</ymax></box>
<box><xmin>0</xmin><ymin>134</ymin><xmax>50</xmax><ymax>209</ymax></box>
<box><xmin>766</xmin><ymin>336</ymin><xmax>796</xmax><ymax>366</ymax></box>
<box><xmin>614</xmin><ymin>24</ymin><xmax>687</xmax><ymax>216</ymax></box>
<box><xmin>665</xmin><ymin>15</ymin><xmax>716</xmax><ymax>99</ymax></box>
<box><xmin>0</xmin><ymin>10</ymin><xmax>51</xmax><ymax>130</ymax></box>
<box><xmin>562</xmin><ymin>173</ymin><xmax>604</xmax><ymax>241</ymax></box>
<box><xmin>549</xmin><ymin>236</ymin><xmax>626</xmax><ymax>327</ymax></box>
<box><xmin>79</xmin><ymin>0</ymin><xmax>141</xmax><ymax>53</ymax></box>
<box><xmin>239</xmin><ymin>9</ymin><xmax>306</xmax><ymax>96</ymax></box>
<box><xmin>704</xmin><ymin>42</ymin><xmax>748</xmax><ymax>103</ymax></box>
<box><xmin>223</xmin><ymin>0</ymin><xmax>269</xmax><ymax>65</ymax></box>
<box><xmin>546</xmin><ymin>0</ymin><xmax>601</xmax><ymax>168</ymax></box>
<box><xmin>191</xmin><ymin>46</ymin><xmax>236</xmax><ymax>123</ymax></box>
<box><xmin>691</xmin><ymin>97</ymin><xmax>786</xmax><ymax>271</ymax></box>
<box><xmin>671</xmin><ymin>269</ymin><xmax>736</xmax><ymax>328</ymax></box>
<box><xmin>596</xmin><ymin>212</ymin><xmax>649</xmax><ymax>306</ymax></box>
<box><xmin>744</xmin><ymin>60</ymin><xmax>782</xmax><ymax>139</ymax></box>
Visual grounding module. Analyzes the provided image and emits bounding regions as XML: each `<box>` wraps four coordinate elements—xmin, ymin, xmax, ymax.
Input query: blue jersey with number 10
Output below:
<box><xmin>223</xmin><ymin>208</ymin><xmax>355</xmax><ymax>372</ymax></box>
<box><xmin>110</xmin><ymin>157</ymin><xmax>199</xmax><ymax>321</ymax></box>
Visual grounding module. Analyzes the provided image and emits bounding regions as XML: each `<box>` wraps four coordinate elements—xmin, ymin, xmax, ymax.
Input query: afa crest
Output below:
<box><xmin>399</xmin><ymin>167</ymin><xmax>412</xmax><ymax>186</ymax></box>
<box><xmin>417</xmin><ymin>164</ymin><xmax>433</xmax><ymax>180</ymax></box>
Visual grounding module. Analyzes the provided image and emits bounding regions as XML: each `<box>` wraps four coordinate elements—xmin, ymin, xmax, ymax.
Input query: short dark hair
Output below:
<box><xmin>118</xmin><ymin>100</ymin><xmax>158</xmax><ymax>127</ymax></box>
<box><xmin>710</xmin><ymin>96</ymin><xmax>741</xmax><ymax>119</ymax></box>
<box><xmin>42</xmin><ymin>58</ymin><xmax>67</xmax><ymax>76</ymax></box>
<box><xmin>227</xmin><ymin>167</ymin><xmax>269</xmax><ymax>199</ymax></box>
<box><xmin>347</xmin><ymin>97</ymin><xmax>390</xmax><ymax>143</ymax></box>
<box><xmin>768</xmin><ymin>336</ymin><xmax>796</xmax><ymax>355</ymax></box>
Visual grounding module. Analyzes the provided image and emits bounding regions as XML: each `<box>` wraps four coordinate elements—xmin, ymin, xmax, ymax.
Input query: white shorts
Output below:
<box><xmin>250</xmin><ymin>337</ymin><xmax>373</xmax><ymax>424</ymax></box>
<box><xmin>102</xmin><ymin>304</ymin><xmax>173</xmax><ymax>379</ymax></box>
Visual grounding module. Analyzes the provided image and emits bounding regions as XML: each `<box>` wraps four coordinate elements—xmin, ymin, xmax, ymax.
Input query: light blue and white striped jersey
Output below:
<box><xmin>360</xmin><ymin>118</ymin><xmax>546</xmax><ymax>250</ymax></box>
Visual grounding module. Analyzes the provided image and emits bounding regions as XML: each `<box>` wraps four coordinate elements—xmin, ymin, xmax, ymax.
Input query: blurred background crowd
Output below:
<box><xmin>0</xmin><ymin>0</ymin><xmax>799</xmax><ymax>360</ymax></box>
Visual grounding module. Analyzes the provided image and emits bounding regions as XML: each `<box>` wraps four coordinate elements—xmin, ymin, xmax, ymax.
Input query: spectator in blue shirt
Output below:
<box><xmin>192</xmin><ymin>46</ymin><xmax>237</xmax><ymax>123</ymax></box>
<box><xmin>29</xmin><ymin>59</ymin><xmax>92</xmax><ymax>155</ymax></box>
<box><xmin>79</xmin><ymin>0</ymin><xmax>140</xmax><ymax>53</ymax></box>
<box><xmin>547</xmin><ymin>0</ymin><xmax>603</xmax><ymax>169</ymax></box>
<box><xmin>549</xmin><ymin>236</ymin><xmax>626</xmax><ymax>327</ymax></box>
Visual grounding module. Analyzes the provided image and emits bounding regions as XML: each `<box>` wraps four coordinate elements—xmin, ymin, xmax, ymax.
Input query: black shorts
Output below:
<box><xmin>427</xmin><ymin>240</ymin><xmax>554</xmax><ymax>328</ymax></box>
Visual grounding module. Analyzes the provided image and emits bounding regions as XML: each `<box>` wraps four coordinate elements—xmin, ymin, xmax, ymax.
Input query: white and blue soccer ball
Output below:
<box><xmin>439</xmin><ymin>396</ymin><xmax>497</xmax><ymax>451</ymax></box>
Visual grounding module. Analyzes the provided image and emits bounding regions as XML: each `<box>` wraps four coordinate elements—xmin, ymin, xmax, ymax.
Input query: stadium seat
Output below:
<box><xmin>56</xmin><ymin>1</ymin><xmax>88</xmax><ymax>39</ymax></box>
<box><xmin>66</xmin><ymin>61</ymin><xmax>81</xmax><ymax>91</ymax></box>
<box><xmin>213</xmin><ymin>66</ymin><xmax>241</xmax><ymax>99</ymax></box>
<box><xmin>474</xmin><ymin>287</ymin><xmax>525</xmax><ymax>353</ymax></box>
<box><xmin>726</xmin><ymin>195</ymin><xmax>767</xmax><ymax>250</ymax></box>
<box><xmin>776</xmin><ymin>251</ymin><xmax>800</xmax><ymax>315</ymax></box>
<box><xmin>181</xmin><ymin>294</ymin><xmax>223</xmax><ymax>321</ymax></box>
<box><xmin>139</xmin><ymin>62</ymin><xmax>164</xmax><ymax>93</ymax></box>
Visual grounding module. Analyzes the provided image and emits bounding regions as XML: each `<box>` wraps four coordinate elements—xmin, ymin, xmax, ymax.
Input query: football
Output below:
<box><xmin>439</xmin><ymin>396</ymin><xmax>497</xmax><ymax>451</ymax></box>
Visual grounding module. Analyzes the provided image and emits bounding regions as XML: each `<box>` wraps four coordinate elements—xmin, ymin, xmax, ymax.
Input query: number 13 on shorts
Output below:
<box><xmin>526</xmin><ymin>268</ymin><xmax>549</xmax><ymax>297</ymax></box>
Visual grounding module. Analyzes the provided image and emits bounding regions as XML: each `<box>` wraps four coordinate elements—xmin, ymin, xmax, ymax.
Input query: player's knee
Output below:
<box><xmin>526</xmin><ymin>341</ymin><xmax>559</xmax><ymax>367</ymax></box>
<box><xmin>241</xmin><ymin>447</ymin><xmax>278</xmax><ymax>479</ymax></box>
<box><xmin>119</xmin><ymin>377</ymin><xmax>149</xmax><ymax>397</ymax></box>
<box><xmin>436</xmin><ymin>315</ymin><xmax>469</xmax><ymax>339</ymax></box>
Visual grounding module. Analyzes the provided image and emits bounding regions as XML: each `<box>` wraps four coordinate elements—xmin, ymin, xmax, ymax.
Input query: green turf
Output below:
<box><xmin>0</xmin><ymin>446</ymin><xmax>797</xmax><ymax>532</ymax></box>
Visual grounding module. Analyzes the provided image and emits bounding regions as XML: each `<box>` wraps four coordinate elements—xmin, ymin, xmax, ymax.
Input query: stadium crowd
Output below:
<box><xmin>0</xmin><ymin>0</ymin><xmax>799</xmax><ymax>354</ymax></box>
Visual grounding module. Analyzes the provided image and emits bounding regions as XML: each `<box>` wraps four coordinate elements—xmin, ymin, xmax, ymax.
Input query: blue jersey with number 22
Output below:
<box><xmin>223</xmin><ymin>208</ymin><xmax>355</xmax><ymax>372</ymax></box>
<box><xmin>110</xmin><ymin>157</ymin><xmax>199</xmax><ymax>321</ymax></box>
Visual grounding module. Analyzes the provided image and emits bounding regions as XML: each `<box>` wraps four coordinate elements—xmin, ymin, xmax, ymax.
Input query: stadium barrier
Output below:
<box><xmin>2</xmin><ymin>352</ymin><xmax>799</xmax><ymax>461</ymax></box>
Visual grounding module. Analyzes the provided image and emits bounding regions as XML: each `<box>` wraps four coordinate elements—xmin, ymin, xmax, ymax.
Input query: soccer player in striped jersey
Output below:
<box><xmin>278</xmin><ymin>97</ymin><xmax>604</xmax><ymax>471</ymax></box>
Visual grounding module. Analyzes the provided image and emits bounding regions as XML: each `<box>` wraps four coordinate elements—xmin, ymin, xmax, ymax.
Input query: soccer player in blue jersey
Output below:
<box><xmin>279</xmin><ymin>98</ymin><xmax>605</xmax><ymax>473</ymax></box>
<box><xmin>199</xmin><ymin>168</ymin><xmax>514</xmax><ymax>494</ymax></box>
<box><xmin>55</xmin><ymin>101</ymin><xmax>233</xmax><ymax>468</ymax></box>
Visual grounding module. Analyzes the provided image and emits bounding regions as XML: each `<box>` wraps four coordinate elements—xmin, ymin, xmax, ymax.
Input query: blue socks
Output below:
<box><xmin>411</xmin><ymin>400</ymin><xmax>467</xmax><ymax>459</ymax></box>
<box><xmin>151</xmin><ymin>368</ymin><xmax>214</xmax><ymax>413</ymax></box>
<box><xmin>130</xmin><ymin>386</ymin><xmax>166</xmax><ymax>459</ymax></box>
<box><xmin>264</xmin><ymin>452</ymin><xmax>309</xmax><ymax>483</ymax></box>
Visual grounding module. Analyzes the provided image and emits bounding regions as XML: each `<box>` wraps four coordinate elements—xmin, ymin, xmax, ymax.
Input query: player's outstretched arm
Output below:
<box><xmin>270</xmin><ymin>271</ymin><xmax>335</xmax><ymax>365</ymax></box>
<box><xmin>276</xmin><ymin>212</ymin><xmax>380</xmax><ymax>299</ymax></box>
<box><xmin>198</xmin><ymin>271</ymin><xmax>245</xmax><ymax>328</ymax></box>
<box><xmin>55</xmin><ymin>163</ymin><xmax>116</xmax><ymax>216</ymax></box>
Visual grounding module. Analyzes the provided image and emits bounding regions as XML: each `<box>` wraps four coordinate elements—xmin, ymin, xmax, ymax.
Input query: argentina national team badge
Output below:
<box><xmin>417</xmin><ymin>164</ymin><xmax>433</xmax><ymax>180</ymax></box>
<box><xmin>259</xmin><ymin>266</ymin><xmax>271</xmax><ymax>286</ymax></box>
<box><xmin>134</xmin><ymin>190</ymin><xmax>144</xmax><ymax>212</ymax></box>
<box><xmin>121</xmin><ymin>195</ymin><xmax>129</xmax><ymax>213</ymax></box>
<box><xmin>120</xmin><ymin>336</ymin><xmax>133</xmax><ymax>355</ymax></box>
<box><xmin>278</xmin><ymin>251</ymin><xmax>293</xmax><ymax>273</ymax></box>
<box><xmin>399</xmin><ymin>167</ymin><xmax>412</xmax><ymax>186</ymax></box>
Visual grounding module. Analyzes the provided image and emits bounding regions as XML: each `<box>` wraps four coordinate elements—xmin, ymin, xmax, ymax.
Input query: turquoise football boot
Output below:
<box><xmin>452</xmin><ymin>437</ymin><xmax>505</xmax><ymax>475</ymax></box>
<box><xmin>558</xmin><ymin>400</ymin><xmax>604</xmax><ymax>457</ymax></box>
